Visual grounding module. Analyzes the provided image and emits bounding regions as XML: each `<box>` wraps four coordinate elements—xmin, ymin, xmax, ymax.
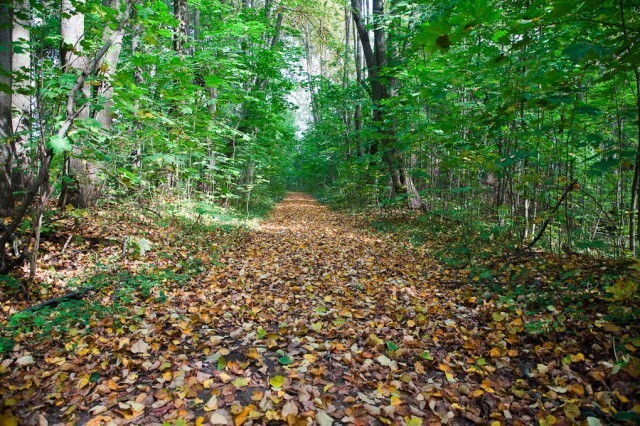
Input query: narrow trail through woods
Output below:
<box><xmin>201</xmin><ymin>192</ymin><xmax>480</xmax><ymax>422</ymax></box>
<box><xmin>6</xmin><ymin>193</ymin><xmax>623</xmax><ymax>425</ymax></box>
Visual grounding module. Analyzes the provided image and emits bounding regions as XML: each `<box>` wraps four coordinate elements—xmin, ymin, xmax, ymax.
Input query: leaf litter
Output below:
<box><xmin>1</xmin><ymin>193</ymin><xmax>639</xmax><ymax>425</ymax></box>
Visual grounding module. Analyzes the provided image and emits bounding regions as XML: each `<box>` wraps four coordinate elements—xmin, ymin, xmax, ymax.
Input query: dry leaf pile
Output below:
<box><xmin>1</xmin><ymin>193</ymin><xmax>638</xmax><ymax>425</ymax></box>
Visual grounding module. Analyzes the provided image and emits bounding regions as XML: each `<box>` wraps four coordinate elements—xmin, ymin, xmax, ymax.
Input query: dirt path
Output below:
<box><xmin>3</xmin><ymin>193</ymin><xmax>631</xmax><ymax>425</ymax></box>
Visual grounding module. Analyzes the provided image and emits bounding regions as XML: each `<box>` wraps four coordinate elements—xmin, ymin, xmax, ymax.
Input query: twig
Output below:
<box><xmin>23</xmin><ymin>287</ymin><xmax>93</xmax><ymax>312</ymax></box>
<box><xmin>122</xmin><ymin>236</ymin><xmax>129</xmax><ymax>259</ymax></box>
<box><xmin>526</xmin><ymin>180</ymin><xmax>578</xmax><ymax>249</ymax></box>
<box><xmin>61</xmin><ymin>234</ymin><xmax>73</xmax><ymax>254</ymax></box>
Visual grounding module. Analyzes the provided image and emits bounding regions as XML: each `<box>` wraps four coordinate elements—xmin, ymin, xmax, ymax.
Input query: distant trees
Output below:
<box><xmin>295</xmin><ymin>0</ymin><xmax>640</xmax><ymax>257</ymax></box>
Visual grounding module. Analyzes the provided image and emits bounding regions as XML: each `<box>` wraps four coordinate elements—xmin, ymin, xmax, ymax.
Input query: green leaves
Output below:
<box><xmin>278</xmin><ymin>355</ymin><xmax>293</xmax><ymax>365</ymax></box>
<box><xmin>204</xmin><ymin>75</ymin><xmax>225</xmax><ymax>88</ymax></box>
<box><xmin>47</xmin><ymin>135</ymin><xmax>72</xmax><ymax>154</ymax></box>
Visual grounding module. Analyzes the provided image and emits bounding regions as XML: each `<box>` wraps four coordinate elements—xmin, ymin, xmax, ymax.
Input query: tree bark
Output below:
<box><xmin>0</xmin><ymin>0</ymin><xmax>14</xmax><ymax>215</ymax></box>
<box><xmin>94</xmin><ymin>0</ymin><xmax>129</xmax><ymax>130</ymax></box>
<box><xmin>10</xmin><ymin>0</ymin><xmax>31</xmax><ymax>194</ymax></box>
<box><xmin>173</xmin><ymin>0</ymin><xmax>188</xmax><ymax>54</ymax></box>
<box><xmin>350</xmin><ymin>0</ymin><xmax>423</xmax><ymax>208</ymax></box>
<box><xmin>60</xmin><ymin>0</ymin><xmax>103</xmax><ymax>208</ymax></box>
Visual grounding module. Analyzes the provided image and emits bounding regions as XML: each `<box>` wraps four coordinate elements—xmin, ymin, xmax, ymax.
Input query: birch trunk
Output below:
<box><xmin>94</xmin><ymin>0</ymin><xmax>128</xmax><ymax>129</ymax></box>
<box><xmin>0</xmin><ymin>1</ymin><xmax>13</xmax><ymax>215</ymax></box>
<box><xmin>60</xmin><ymin>0</ymin><xmax>103</xmax><ymax>208</ymax></box>
<box><xmin>11</xmin><ymin>0</ymin><xmax>31</xmax><ymax>193</ymax></box>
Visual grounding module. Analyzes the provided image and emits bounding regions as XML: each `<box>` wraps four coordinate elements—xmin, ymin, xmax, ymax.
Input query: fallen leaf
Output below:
<box><xmin>204</xmin><ymin>395</ymin><xmax>219</xmax><ymax>411</ymax></box>
<box><xmin>16</xmin><ymin>355</ymin><xmax>34</xmax><ymax>366</ymax></box>
<box><xmin>269</xmin><ymin>375</ymin><xmax>284</xmax><ymax>388</ymax></box>
<box><xmin>316</xmin><ymin>411</ymin><xmax>333</xmax><ymax>426</ymax></box>
<box><xmin>210</xmin><ymin>409</ymin><xmax>233</xmax><ymax>425</ymax></box>
<box><xmin>131</xmin><ymin>339</ymin><xmax>150</xmax><ymax>354</ymax></box>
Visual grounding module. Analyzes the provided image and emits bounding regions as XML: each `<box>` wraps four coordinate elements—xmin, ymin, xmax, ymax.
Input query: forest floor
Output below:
<box><xmin>1</xmin><ymin>193</ymin><xmax>639</xmax><ymax>425</ymax></box>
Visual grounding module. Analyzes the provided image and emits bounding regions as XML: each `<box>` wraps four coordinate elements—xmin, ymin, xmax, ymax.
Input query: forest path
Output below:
<box><xmin>5</xmin><ymin>194</ymin><xmax>537</xmax><ymax>425</ymax></box>
<box><xmin>193</xmin><ymin>193</ymin><xmax>491</xmax><ymax>424</ymax></box>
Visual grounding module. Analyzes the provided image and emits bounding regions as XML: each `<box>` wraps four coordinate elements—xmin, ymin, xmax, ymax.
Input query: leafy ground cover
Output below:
<box><xmin>1</xmin><ymin>193</ymin><xmax>639</xmax><ymax>425</ymax></box>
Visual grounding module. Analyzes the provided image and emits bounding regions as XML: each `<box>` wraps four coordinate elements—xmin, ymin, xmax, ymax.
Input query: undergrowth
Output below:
<box><xmin>340</xmin><ymin>199</ymin><xmax>640</xmax><ymax>328</ymax></box>
<box><xmin>0</xmin><ymin>197</ymin><xmax>273</xmax><ymax>354</ymax></box>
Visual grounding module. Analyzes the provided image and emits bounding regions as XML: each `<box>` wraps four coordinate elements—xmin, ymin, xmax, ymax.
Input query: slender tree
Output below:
<box><xmin>0</xmin><ymin>0</ymin><xmax>14</xmax><ymax>215</ymax></box>
<box><xmin>350</xmin><ymin>0</ymin><xmax>423</xmax><ymax>208</ymax></box>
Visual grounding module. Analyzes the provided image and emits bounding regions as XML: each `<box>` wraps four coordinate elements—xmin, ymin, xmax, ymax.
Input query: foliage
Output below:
<box><xmin>292</xmin><ymin>0</ymin><xmax>640</xmax><ymax>258</ymax></box>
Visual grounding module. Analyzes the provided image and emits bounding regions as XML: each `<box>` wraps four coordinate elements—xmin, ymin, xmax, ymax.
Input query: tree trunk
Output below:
<box><xmin>94</xmin><ymin>0</ymin><xmax>129</xmax><ymax>129</ymax></box>
<box><xmin>0</xmin><ymin>1</ymin><xmax>14</xmax><ymax>215</ymax></box>
<box><xmin>193</xmin><ymin>7</ymin><xmax>201</xmax><ymax>41</ymax></box>
<box><xmin>11</xmin><ymin>0</ymin><xmax>31</xmax><ymax>197</ymax></box>
<box><xmin>630</xmin><ymin>67</ymin><xmax>640</xmax><ymax>256</ymax></box>
<box><xmin>350</xmin><ymin>0</ymin><xmax>423</xmax><ymax>208</ymax></box>
<box><xmin>173</xmin><ymin>0</ymin><xmax>188</xmax><ymax>54</ymax></box>
<box><xmin>619</xmin><ymin>0</ymin><xmax>639</xmax><ymax>255</ymax></box>
<box><xmin>60</xmin><ymin>0</ymin><xmax>103</xmax><ymax>208</ymax></box>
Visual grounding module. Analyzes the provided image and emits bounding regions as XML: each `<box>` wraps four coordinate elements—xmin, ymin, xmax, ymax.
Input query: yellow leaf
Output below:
<box><xmin>438</xmin><ymin>363</ymin><xmax>453</xmax><ymax>373</ymax></box>
<box><xmin>77</xmin><ymin>375</ymin><xmax>90</xmax><ymax>389</ymax></box>
<box><xmin>129</xmin><ymin>401</ymin><xmax>145</xmax><ymax>414</ymax></box>
<box><xmin>492</xmin><ymin>312</ymin><xmax>505</xmax><ymax>322</ymax></box>
<box><xmin>567</xmin><ymin>383</ymin><xmax>584</xmax><ymax>396</ymax></box>
<box><xmin>246</xmin><ymin>348</ymin><xmax>262</xmax><ymax>361</ymax></box>
<box><xmin>564</xmin><ymin>403</ymin><xmax>580</xmax><ymax>419</ymax></box>
<box><xmin>269</xmin><ymin>375</ymin><xmax>284</xmax><ymax>389</ymax></box>
<box><xmin>304</xmin><ymin>353</ymin><xmax>318</xmax><ymax>363</ymax></box>
<box><xmin>405</xmin><ymin>416</ymin><xmax>423</xmax><ymax>426</ymax></box>
<box><xmin>232</xmin><ymin>377</ymin><xmax>249</xmax><ymax>388</ymax></box>
<box><xmin>470</xmin><ymin>389</ymin><xmax>484</xmax><ymax>398</ymax></box>
<box><xmin>539</xmin><ymin>414</ymin><xmax>557</xmax><ymax>426</ymax></box>
<box><xmin>614</xmin><ymin>390</ymin><xmax>629</xmax><ymax>403</ymax></box>
<box><xmin>570</xmin><ymin>353</ymin><xmax>585</xmax><ymax>362</ymax></box>
<box><xmin>234</xmin><ymin>406</ymin><xmax>252</xmax><ymax>426</ymax></box>
<box><xmin>366</xmin><ymin>334</ymin><xmax>384</xmax><ymax>348</ymax></box>
<box><xmin>0</xmin><ymin>414</ymin><xmax>18</xmax><ymax>426</ymax></box>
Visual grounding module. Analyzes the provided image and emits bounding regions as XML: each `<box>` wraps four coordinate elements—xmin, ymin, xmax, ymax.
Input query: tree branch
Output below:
<box><xmin>526</xmin><ymin>180</ymin><xmax>578</xmax><ymax>249</ymax></box>
<box><xmin>350</xmin><ymin>0</ymin><xmax>375</xmax><ymax>71</ymax></box>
